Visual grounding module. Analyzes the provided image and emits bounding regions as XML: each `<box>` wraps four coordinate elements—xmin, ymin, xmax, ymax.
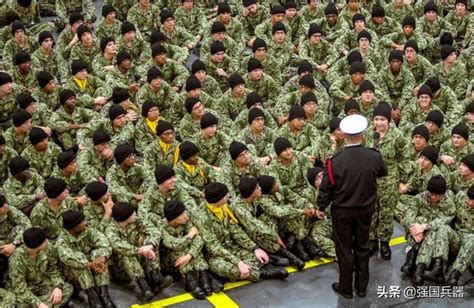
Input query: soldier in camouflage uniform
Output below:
<box><xmin>83</xmin><ymin>182</ymin><xmax>115</xmax><ymax>234</ymax></box>
<box><xmin>201</xmin><ymin>21</ymin><xmax>243</xmax><ymax>61</ymax></box>
<box><xmin>160</xmin><ymin>200</ymin><xmax>214</xmax><ymax>299</ymax></box>
<box><xmin>22</xmin><ymin>127</ymin><xmax>61</xmax><ymax>179</ymax></box>
<box><xmin>51</xmin><ymin>151</ymin><xmax>88</xmax><ymax>198</ymax></box>
<box><xmin>8</xmin><ymin>227</ymin><xmax>73</xmax><ymax>307</ymax></box>
<box><xmin>403</xmin><ymin>40</ymin><xmax>433</xmax><ymax>89</ymax></box>
<box><xmin>314</xmin><ymin>3</ymin><xmax>349</xmax><ymax>44</ymax></box>
<box><xmin>107</xmin><ymin>144</ymin><xmax>152</xmax><ymax>204</ymax></box>
<box><xmin>299</xmin><ymin>24</ymin><xmax>332</xmax><ymax>80</ymax></box>
<box><xmin>30</xmin><ymin>178</ymin><xmax>79</xmax><ymax>241</ymax></box>
<box><xmin>400</xmin><ymin>176</ymin><xmax>456</xmax><ymax>285</ymax></box>
<box><xmin>134</xmin><ymin>101</ymin><xmax>161</xmax><ymax>156</ymax></box>
<box><xmin>76</xmin><ymin>130</ymin><xmax>115</xmax><ymax>183</ymax></box>
<box><xmin>334</xmin><ymin>14</ymin><xmax>379</xmax><ymax>58</ymax></box>
<box><xmin>56</xmin><ymin>210</ymin><xmax>115</xmax><ymax>306</ymax></box>
<box><xmin>314</xmin><ymin>117</ymin><xmax>345</xmax><ymax>166</ymax></box>
<box><xmin>439</xmin><ymin>123</ymin><xmax>471</xmax><ymax>173</ymax></box>
<box><xmin>0</xmin><ymin>194</ymin><xmax>31</xmax><ymax>288</ymax></box>
<box><xmin>9</xmin><ymin>0</ymin><xmax>54</xmax><ymax>37</ymax></box>
<box><xmin>379</xmin><ymin>16</ymin><xmax>428</xmax><ymax>56</ymax></box>
<box><xmin>207</xmin><ymin>2</ymin><xmax>246</xmax><ymax>43</ymax></box>
<box><xmin>174</xmin><ymin>0</ymin><xmax>205</xmax><ymax>38</ymax></box>
<box><xmin>159</xmin><ymin>9</ymin><xmax>197</xmax><ymax>51</ymax></box>
<box><xmin>56</xmin><ymin>0</ymin><xmax>96</xmax><ymax>28</ymax></box>
<box><xmin>106</xmin><ymin>202</ymin><xmax>172</xmax><ymax>299</ymax></box>
<box><xmin>425</xmin><ymin>77</ymin><xmax>462</xmax><ymax>127</ymax></box>
<box><xmin>143</xmin><ymin>120</ymin><xmax>180</xmax><ymax>169</ymax></box>
<box><xmin>69</xmin><ymin>25</ymin><xmax>102</xmax><ymax>69</ymax></box>
<box><xmin>96</xmin><ymin>5</ymin><xmax>123</xmax><ymax>41</ymax></box>
<box><xmin>4</xmin><ymin>109</ymin><xmax>32</xmax><ymax>154</ymax></box>
<box><xmin>2</xmin><ymin>21</ymin><xmax>38</xmax><ymax>73</ymax></box>
<box><xmin>116</xmin><ymin>22</ymin><xmax>147</xmax><ymax>68</ymax></box>
<box><xmin>3</xmin><ymin>156</ymin><xmax>44</xmax><ymax>216</ymax></box>
<box><xmin>10</xmin><ymin>50</ymin><xmax>36</xmax><ymax>91</ymax></box>
<box><xmin>31</xmin><ymin>31</ymin><xmax>67</xmax><ymax>84</ymax></box>
<box><xmin>244</xmin><ymin>58</ymin><xmax>279</xmax><ymax>104</ymax></box>
<box><xmin>240</xmin><ymin>38</ymin><xmax>282</xmax><ymax>83</ymax></box>
<box><xmin>127</xmin><ymin>0</ymin><xmax>160</xmax><ymax>39</ymax></box>
<box><xmin>33</xmin><ymin>71</ymin><xmax>60</xmax><ymax>111</ymax></box>
<box><xmin>385</xmin><ymin>0</ymin><xmax>415</xmax><ymax>23</ymax></box>
<box><xmin>139</xmin><ymin>165</ymin><xmax>197</xmax><ymax>220</ymax></box>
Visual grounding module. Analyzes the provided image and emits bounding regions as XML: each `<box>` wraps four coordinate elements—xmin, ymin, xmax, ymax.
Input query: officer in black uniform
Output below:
<box><xmin>317</xmin><ymin>114</ymin><xmax>387</xmax><ymax>299</ymax></box>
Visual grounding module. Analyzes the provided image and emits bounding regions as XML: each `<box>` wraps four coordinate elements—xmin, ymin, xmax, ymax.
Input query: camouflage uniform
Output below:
<box><xmin>232</xmin><ymin>107</ymin><xmax>278</xmax><ymax>134</ymax></box>
<box><xmin>399</xmin><ymin>101</ymin><xmax>443</xmax><ymax>134</ymax></box>
<box><xmin>439</xmin><ymin>139</ymin><xmax>471</xmax><ymax>173</ymax></box>
<box><xmin>244</xmin><ymin>73</ymin><xmax>280</xmax><ymax>104</ymax></box>
<box><xmin>105</xmin><ymin>0</ymin><xmax>135</xmax><ymax>21</ymax></box>
<box><xmin>106</xmin><ymin>162</ymin><xmax>152</xmax><ymax>203</ymax></box>
<box><xmin>2</xmin><ymin>37</ymin><xmax>38</xmax><ymax>72</ymax></box>
<box><xmin>135</xmin><ymin>81</ymin><xmax>177</xmax><ymax>119</ymax></box>
<box><xmin>31</xmin><ymin>49</ymin><xmax>67</xmax><ymax>84</ymax></box>
<box><xmin>366</xmin><ymin>16</ymin><xmax>399</xmax><ymax>38</ymax></box>
<box><xmin>143</xmin><ymin>139</ymin><xmax>180</xmax><ymax>169</ymax></box>
<box><xmin>174</xmin><ymin>158</ymin><xmax>214</xmax><ymax>196</ymax></box>
<box><xmin>431</xmin><ymin>61</ymin><xmax>469</xmax><ymax>100</ymax></box>
<box><xmin>334</xmin><ymin>28</ymin><xmax>379</xmax><ymax>56</ymax></box>
<box><xmin>83</xmin><ymin>200</ymin><xmax>112</xmax><ymax>234</ymax></box>
<box><xmin>236</xmin><ymin>126</ymin><xmax>277</xmax><ymax>158</ymax></box>
<box><xmin>8</xmin><ymin>244</ymin><xmax>73</xmax><ymax>306</ymax></box>
<box><xmin>56</xmin><ymin>228</ymin><xmax>112</xmax><ymax>290</ymax></box>
<box><xmin>21</xmin><ymin>142</ymin><xmax>62</xmax><ymax>179</ymax></box>
<box><xmin>3</xmin><ymin>169</ymin><xmax>44</xmax><ymax>212</ymax></box>
<box><xmin>278</xmin><ymin>123</ymin><xmax>319</xmax><ymax>155</ymax></box>
<box><xmin>0</xmin><ymin>146</ymin><xmax>18</xmax><ymax>186</ymax></box>
<box><xmin>219</xmin><ymin>158</ymin><xmax>263</xmax><ymax>195</ymax></box>
<box><xmin>30</xmin><ymin>197</ymin><xmax>78</xmax><ymax>240</ymax></box>
<box><xmin>404</xmin><ymin>55</ymin><xmax>433</xmax><ymax>86</ymax></box>
<box><xmin>377</xmin><ymin>65</ymin><xmax>416</xmax><ymax>109</ymax></box>
<box><xmin>76</xmin><ymin>147</ymin><xmax>114</xmax><ymax>182</ymax></box>
<box><xmin>174</xmin><ymin>5</ymin><xmax>205</xmax><ymax>37</ymax></box>
<box><xmin>0</xmin><ymin>206</ymin><xmax>31</xmax><ymax>246</ymax></box>
<box><xmin>191</xmin><ymin>131</ymin><xmax>231</xmax><ymax>166</ymax></box>
<box><xmin>63</xmin><ymin>75</ymin><xmax>106</xmax><ymax>109</ymax></box>
<box><xmin>56</xmin><ymin>0</ymin><xmax>96</xmax><ymax>25</ymax></box>
<box><xmin>127</xmin><ymin>4</ymin><xmax>160</xmax><ymax>37</ymax></box>
<box><xmin>140</xmin><ymin>58</ymin><xmax>189</xmax><ymax>89</ymax></box>
<box><xmin>9</xmin><ymin>1</ymin><xmax>54</xmax><ymax>37</ymax></box>
<box><xmin>96</xmin><ymin>19</ymin><xmax>123</xmax><ymax>41</ymax></box>
<box><xmin>69</xmin><ymin>41</ymin><xmax>102</xmax><ymax>69</ymax></box>
<box><xmin>240</xmin><ymin>4</ymin><xmax>269</xmax><ymax>37</ymax></box>
<box><xmin>384</xmin><ymin>2</ymin><xmax>415</xmax><ymax>23</ymax></box>
<box><xmin>116</xmin><ymin>36</ymin><xmax>147</xmax><ymax>67</ymax></box>
<box><xmin>314</xmin><ymin>17</ymin><xmax>349</xmax><ymax>43</ymax></box>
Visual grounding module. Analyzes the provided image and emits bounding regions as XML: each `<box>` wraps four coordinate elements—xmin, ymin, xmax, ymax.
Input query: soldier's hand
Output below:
<box><xmin>187</xmin><ymin>227</ymin><xmax>199</xmax><ymax>238</ymax></box>
<box><xmin>102</xmin><ymin>148</ymin><xmax>114</xmax><ymax>160</ymax></box>
<box><xmin>308</xmin><ymin>155</ymin><xmax>316</xmax><ymax>164</ymax></box>
<box><xmin>171</xmin><ymin>86</ymin><xmax>181</xmax><ymax>92</ymax></box>
<box><xmin>37</xmin><ymin>303</ymin><xmax>48</xmax><ymax>308</ymax></box>
<box><xmin>102</xmin><ymin>197</ymin><xmax>114</xmax><ymax>213</ymax></box>
<box><xmin>242</xmin><ymin>7</ymin><xmax>250</xmax><ymax>17</ymax></box>
<box><xmin>74</xmin><ymin>195</ymin><xmax>88</xmax><ymax>207</ymax></box>
<box><xmin>50</xmin><ymin>287</ymin><xmax>63</xmax><ymax>305</ymax></box>
<box><xmin>254</xmin><ymin>248</ymin><xmax>269</xmax><ymax>264</ymax></box>
<box><xmin>70</xmin><ymin>34</ymin><xmax>80</xmax><ymax>46</ymax></box>
<box><xmin>35</xmin><ymin>194</ymin><xmax>45</xmax><ymax>201</ymax></box>
<box><xmin>216</xmin><ymin>68</ymin><xmax>227</xmax><ymax>77</ymax></box>
<box><xmin>277</xmin><ymin>236</ymin><xmax>286</xmax><ymax>250</ymax></box>
<box><xmin>440</xmin><ymin>155</ymin><xmax>455</xmax><ymax>165</ymax></box>
<box><xmin>237</xmin><ymin>261</ymin><xmax>251</xmax><ymax>279</ymax></box>
<box><xmin>133</xmin><ymin>194</ymin><xmax>144</xmax><ymax>201</ymax></box>
<box><xmin>104</xmin><ymin>65</ymin><xmax>114</xmax><ymax>71</ymax></box>
<box><xmin>94</xmin><ymin>97</ymin><xmax>108</xmax><ymax>106</ymax></box>
<box><xmin>128</xmin><ymin>83</ymin><xmax>140</xmax><ymax>93</ymax></box>
<box><xmin>247</xmin><ymin>37</ymin><xmax>256</xmax><ymax>48</ymax></box>
<box><xmin>259</xmin><ymin>156</ymin><xmax>271</xmax><ymax>166</ymax></box>
<box><xmin>126</xmin><ymin>110</ymin><xmax>138</xmax><ymax>122</ymax></box>
<box><xmin>315</xmin><ymin>209</ymin><xmax>326</xmax><ymax>220</ymax></box>
<box><xmin>303</xmin><ymin>208</ymin><xmax>316</xmax><ymax>218</ymax></box>
<box><xmin>0</xmin><ymin>244</ymin><xmax>16</xmax><ymax>256</ymax></box>
<box><xmin>412</xmin><ymin>233</ymin><xmax>424</xmax><ymax>243</ymax></box>
<box><xmin>277</xmin><ymin>115</ymin><xmax>287</xmax><ymax>126</ymax></box>
<box><xmin>175</xmin><ymin>253</ymin><xmax>192</xmax><ymax>269</ymax></box>
<box><xmin>391</xmin><ymin>108</ymin><xmax>401</xmax><ymax>122</ymax></box>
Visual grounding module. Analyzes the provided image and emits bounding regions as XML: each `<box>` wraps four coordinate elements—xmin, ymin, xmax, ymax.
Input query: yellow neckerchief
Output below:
<box><xmin>73</xmin><ymin>77</ymin><xmax>87</xmax><ymax>92</ymax></box>
<box><xmin>158</xmin><ymin>138</ymin><xmax>180</xmax><ymax>166</ymax></box>
<box><xmin>182</xmin><ymin>161</ymin><xmax>206</xmax><ymax>179</ymax></box>
<box><xmin>145</xmin><ymin>118</ymin><xmax>159</xmax><ymax>134</ymax></box>
<box><xmin>206</xmin><ymin>202</ymin><xmax>238</xmax><ymax>223</ymax></box>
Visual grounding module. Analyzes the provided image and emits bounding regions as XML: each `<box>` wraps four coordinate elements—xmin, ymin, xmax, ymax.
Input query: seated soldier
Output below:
<box><xmin>134</xmin><ymin>101</ymin><xmax>161</xmax><ymax>156</ymax></box>
<box><xmin>232</xmin><ymin>91</ymin><xmax>277</xmax><ymax>133</ymax></box>
<box><xmin>143</xmin><ymin>120</ymin><xmax>180</xmax><ymax>169</ymax></box>
<box><xmin>9</xmin><ymin>51</ymin><xmax>36</xmax><ymax>91</ymax></box>
<box><xmin>76</xmin><ymin>130</ymin><xmax>114</xmax><ymax>183</ymax></box>
<box><xmin>56</xmin><ymin>210</ymin><xmax>114</xmax><ymax>307</ymax></box>
<box><xmin>83</xmin><ymin>181</ymin><xmax>115</xmax><ymax>233</ymax></box>
<box><xmin>106</xmin><ymin>202</ymin><xmax>172</xmax><ymax>300</ymax></box>
<box><xmin>22</xmin><ymin>127</ymin><xmax>61</xmax><ymax>179</ymax></box>
<box><xmin>3</xmin><ymin>109</ymin><xmax>32</xmax><ymax>154</ymax></box>
<box><xmin>8</xmin><ymin>227</ymin><xmax>73</xmax><ymax>307</ymax></box>
<box><xmin>51</xmin><ymin>150</ymin><xmax>88</xmax><ymax>199</ymax></box>
<box><xmin>439</xmin><ymin>123</ymin><xmax>471</xmax><ymax>173</ymax></box>
<box><xmin>96</xmin><ymin>5</ymin><xmax>123</xmax><ymax>40</ymax></box>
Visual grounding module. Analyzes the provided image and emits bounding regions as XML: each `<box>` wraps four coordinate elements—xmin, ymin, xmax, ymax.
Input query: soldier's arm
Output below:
<box><xmin>8</xmin><ymin>255</ymin><xmax>43</xmax><ymax>305</ymax></box>
<box><xmin>161</xmin><ymin>227</ymin><xmax>191</xmax><ymax>250</ymax></box>
<box><xmin>55</xmin><ymin>0</ymin><xmax>68</xmax><ymax>22</ymax></box>
<box><xmin>424</xmin><ymin>198</ymin><xmax>456</xmax><ymax>231</ymax></box>
<box><xmin>57</xmin><ymin>238</ymin><xmax>89</xmax><ymax>269</ymax></box>
<box><xmin>3</xmin><ymin>183</ymin><xmax>37</xmax><ymax>210</ymax></box>
<box><xmin>260</xmin><ymin>197</ymin><xmax>303</xmax><ymax>219</ymax></box>
<box><xmin>228</xmin><ymin>220</ymin><xmax>259</xmax><ymax>251</ymax></box>
<box><xmin>105</xmin><ymin>225</ymin><xmax>138</xmax><ymax>256</ymax></box>
<box><xmin>106</xmin><ymin>169</ymin><xmax>136</xmax><ymax>202</ymax></box>
<box><xmin>10</xmin><ymin>207</ymin><xmax>31</xmax><ymax>243</ymax></box>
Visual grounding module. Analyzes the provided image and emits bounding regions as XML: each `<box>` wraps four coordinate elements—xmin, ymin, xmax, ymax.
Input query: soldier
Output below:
<box><xmin>16</xmin><ymin>92</ymin><xmax>50</xmax><ymax>133</ymax></box>
<box><xmin>175</xmin><ymin>0</ymin><xmax>205</xmax><ymax>38</ymax></box>
<box><xmin>400</xmin><ymin>175</ymin><xmax>455</xmax><ymax>285</ymax></box>
<box><xmin>134</xmin><ymin>101</ymin><xmax>160</xmax><ymax>156</ymax></box>
<box><xmin>209</xmin><ymin>2</ymin><xmax>246</xmax><ymax>43</ymax></box>
<box><xmin>241</xmin><ymin>38</ymin><xmax>281</xmax><ymax>83</ymax></box>
<box><xmin>4</xmin><ymin>109</ymin><xmax>32</xmax><ymax>154</ymax></box>
<box><xmin>107</xmin><ymin>144</ymin><xmax>151</xmax><ymax>203</ymax></box>
<box><xmin>174</xmin><ymin>141</ymin><xmax>218</xmax><ymax>199</ymax></box>
<box><xmin>106</xmin><ymin>0</ymin><xmax>135</xmax><ymax>21</ymax></box>
<box><xmin>76</xmin><ymin>130</ymin><xmax>114</xmax><ymax>183</ymax></box>
<box><xmin>49</xmin><ymin>89</ymin><xmax>97</xmax><ymax>150</ymax></box>
<box><xmin>105</xmin><ymin>51</ymin><xmax>143</xmax><ymax>97</ymax></box>
<box><xmin>299</xmin><ymin>23</ymin><xmax>331</xmax><ymax>80</ymax></box>
<box><xmin>89</xmin><ymin>104</ymin><xmax>135</xmax><ymax>148</ymax></box>
<box><xmin>193</xmin><ymin>182</ymin><xmax>288</xmax><ymax>282</ymax></box>
<box><xmin>314</xmin><ymin>117</ymin><xmax>345</xmax><ymax>166</ymax></box>
<box><xmin>201</xmin><ymin>21</ymin><xmax>242</xmax><ymax>61</ymax></box>
<box><xmin>106</xmin><ymin>202</ymin><xmax>172</xmax><ymax>300</ymax></box>
<box><xmin>31</xmin><ymin>31</ymin><xmax>66</xmax><ymax>84</ymax></box>
<box><xmin>236</xmin><ymin>106</ymin><xmax>277</xmax><ymax>158</ymax></box>
<box><xmin>3</xmin><ymin>156</ymin><xmax>44</xmax><ymax>216</ymax></box>
<box><xmin>33</xmin><ymin>71</ymin><xmax>60</xmax><ymax>111</ymax></box>
<box><xmin>191</xmin><ymin>60</ymin><xmax>222</xmax><ymax>97</ymax></box>
<box><xmin>10</xmin><ymin>51</ymin><xmax>36</xmax><ymax>91</ymax></box>
<box><xmin>403</xmin><ymin>40</ymin><xmax>432</xmax><ymax>90</ymax></box>
<box><xmin>127</xmin><ymin>0</ymin><xmax>160</xmax><ymax>38</ymax></box>
<box><xmin>83</xmin><ymin>181</ymin><xmax>115</xmax><ymax>233</ymax></box>
<box><xmin>139</xmin><ymin>165</ymin><xmax>197</xmax><ymax>219</ymax></box>
<box><xmin>425</xmin><ymin>110</ymin><xmax>448</xmax><ymax>149</ymax></box>
<box><xmin>51</xmin><ymin>151</ymin><xmax>88</xmax><ymax>198</ymax></box>
<box><xmin>334</xmin><ymin>13</ymin><xmax>379</xmax><ymax>58</ymax></box>
<box><xmin>203</xmin><ymin>41</ymin><xmax>236</xmax><ymax>92</ymax></box>
<box><xmin>385</xmin><ymin>0</ymin><xmax>415</xmax><ymax>23</ymax></box>
<box><xmin>160</xmin><ymin>200</ymin><xmax>213</xmax><ymax>299</ymax></box>
<box><xmin>8</xmin><ymin>227</ymin><xmax>73</xmax><ymax>306</ymax></box>
<box><xmin>117</xmin><ymin>22</ymin><xmax>147</xmax><ymax>67</ymax></box>
<box><xmin>240</xmin><ymin>0</ymin><xmax>269</xmax><ymax>39</ymax></box>
<box><xmin>30</xmin><ymin>177</ymin><xmax>79</xmax><ymax>241</ymax></box>
<box><xmin>92</xmin><ymin>37</ymin><xmax>117</xmax><ymax>81</ymax></box>
<box><xmin>96</xmin><ymin>5</ymin><xmax>123</xmax><ymax>41</ymax></box>
<box><xmin>63</xmin><ymin>59</ymin><xmax>108</xmax><ymax>111</ymax></box>
<box><xmin>244</xmin><ymin>58</ymin><xmax>279</xmax><ymax>103</ymax></box>
<box><xmin>69</xmin><ymin>25</ymin><xmax>102</xmax><ymax>68</ymax></box>
<box><xmin>366</xmin><ymin>5</ymin><xmax>398</xmax><ymax>38</ymax></box>
<box><xmin>0</xmin><ymin>135</ymin><xmax>18</xmax><ymax>186</ymax></box>
<box><xmin>22</xmin><ymin>127</ymin><xmax>61</xmax><ymax>179</ymax></box>
<box><xmin>55</xmin><ymin>0</ymin><xmax>96</xmax><ymax>29</ymax></box>
<box><xmin>56</xmin><ymin>12</ymin><xmax>84</xmax><ymax>61</ymax></box>
<box><xmin>2</xmin><ymin>21</ymin><xmax>38</xmax><ymax>72</ymax></box>
<box><xmin>56</xmin><ymin>210</ymin><xmax>114</xmax><ymax>307</ymax></box>
<box><xmin>0</xmin><ymin>194</ymin><xmax>31</xmax><ymax>288</ymax></box>
<box><xmin>217</xmin><ymin>73</ymin><xmax>248</xmax><ymax>122</ymax></box>
<box><xmin>143</xmin><ymin>120</ymin><xmax>180</xmax><ymax>168</ymax></box>
<box><xmin>254</xmin><ymin>5</ymin><xmax>288</xmax><ymax>42</ymax></box>
<box><xmin>379</xmin><ymin>15</ymin><xmax>428</xmax><ymax>55</ymax></box>
<box><xmin>315</xmin><ymin>3</ymin><xmax>349</xmax><ymax>44</ymax></box>
<box><xmin>159</xmin><ymin>9</ymin><xmax>197</xmax><ymax>52</ymax></box>
<box><xmin>232</xmin><ymin>91</ymin><xmax>278</xmax><ymax>132</ymax></box>
<box><xmin>439</xmin><ymin>123</ymin><xmax>471</xmax><ymax>173</ymax></box>
<box><xmin>191</xmin><ymin>113</ymin><xmax>231</xmax><ymax>166</ymax></box>
<box><xmin>425</xmin><ymin>77</ymin><xmax>461</xmax><ymax>126</ymax></box>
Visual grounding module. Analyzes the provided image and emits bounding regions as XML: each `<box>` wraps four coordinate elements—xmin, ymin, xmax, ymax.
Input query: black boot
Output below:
<box><xmin>292</xmin><ymin>241</ymin><xmax>310</xmax><ymax>261</ymax></box>
<box><xmin>413</xmin><ymin>264</ymin><xmax>426</xmax><ymax>286</ymax></box>
<box><xmin>199</xmin><ymin>271</ymin><xmax>213</xmax><ymax>296</ymax></box>
<box><xmin>259</xmin><ymin>264</ymin><xmax>289</xmax><ymax>280</ymax></box>
<box><xmin>283</xmin><ymin>234</ymin><xmax>296</xmax><ymax>250</ymax></box>
<box><xmin>401</xmin><ymin>244</ymin><xmax>419</xmax><ymax>276</ymax></box>
<box><xmin>269</xmin><ymin>254</ymin><xmax>290</xmax><ymax>267</ymax></box>
<box><xmin>185</xmin><ymin>273</ymin><xmax>206</xmax><ymax>300</ymax></box>
<box><xmin>423</xmin><ymin>258</ymin><xmax>445</xmax><ymax>284</ymax></box>
<box><xmin>136</xmin><ymin>278</ymin><xmax>154</xmax><ymax>302</ymax></box>
<box><xmin>209</xmin><ymin>273</ymin><xmax>225</xmax><ymax>293</ymax></box>
<box><xmin>369</xmin><ymin>240</ymin><xmax>378</xmax><ymax>257</ymax></box>
<box><xmin>98</xmin><ymin>286</ymin><xmax>116</xmax><ymax>308</ymax></box>
<box><xmin>301</xmin><ymin>237</ymin><xmax>325</xmax><ymax>258</ymax></box>
<box><xmin>150</xmin><ymin>270</ymin><xmax>173</xmax><ymax>293</ymax></box>
<box><xmin>279</xmin><ymin>249</ymin><xmax>305</xmax><ymax>271</ymax></box>
<box><xmin>380</xmin><ymin>241</ymin><xmax>391</xmax><ymax>260</ymax></box>
<box><xmin>85</xmin><ymin>287</ymin><xmax>104</xmax><ymax>308</ymax></box>
<box><xmin>446</xmin><ymin>270</ymin><xmax>461</xmax><ymax>286</ymax></box>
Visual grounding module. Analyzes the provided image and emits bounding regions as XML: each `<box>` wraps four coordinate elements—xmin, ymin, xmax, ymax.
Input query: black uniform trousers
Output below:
<box><xmin>331</xmin><ymin>204</ymin><xmax>374</xmax><ymax>294</ymax></box>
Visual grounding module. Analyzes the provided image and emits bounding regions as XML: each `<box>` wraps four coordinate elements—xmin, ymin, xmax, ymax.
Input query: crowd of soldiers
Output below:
<box><xmin>0</xmin><ymin>0</ymin><xmax>473</xmax><ymax>306</ymax></box>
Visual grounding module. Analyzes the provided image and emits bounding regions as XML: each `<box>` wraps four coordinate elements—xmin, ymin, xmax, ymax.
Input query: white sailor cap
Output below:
<box><xmin>340</xmin><ymin>114</ymin><xmax>368</xmax><ymax>135</ymax></box>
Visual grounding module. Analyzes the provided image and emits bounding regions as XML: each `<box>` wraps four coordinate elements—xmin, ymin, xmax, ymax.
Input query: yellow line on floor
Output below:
<box><xmin>206</xmin><ymin>292</ymin><xmax>240</xmax><ymax>308</ymax></box>
<box><xmin>134</xmin><ymin>235</ymin><xmax>407</xmax><ymax>307</ymax></box>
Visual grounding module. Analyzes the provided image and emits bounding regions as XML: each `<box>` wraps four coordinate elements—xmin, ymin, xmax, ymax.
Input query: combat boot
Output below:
<box><xmin>209</xmin><ymin>273</ymin><xmax>225</xmax><ymax>293</ymax></box>
<box><xmin>413</xmin><ymin>264</ymin><xmax>426</xmax><ymax>286</ymax></box>
<box><xmin>185</xmin><ymin>273</ymin><xmax>206</xmax><ymax>300</ymax></box>
<box><xmin>301</xmin><ymin>237</ymin><xmax>325</xmax><ymax>258</ymax></box>
<box><xmin>401</xmin><ymin>244</ymin><xmax>419</xmax><ymax>276</ymax></box>
<box><xmin>292</xmin><ymin>241</ymin><xmax>310</xmax><ymax>261</ymax></box>
<box><xmin>269</xmin><ymin>254</ymin><xmax>290</xmax><ymax>267</ymax></box>
<box><xmin>380</xmin><ymin>241</ymin><xmax>391</xmax><ymax>260</ymax></box>
<box><xmin>199</xmin><ymin>271</ymin><xmax>213</xmax><ymax>296</ymax></box>
<box><xmin>446</xmin><ymin>270</ymin><xmax>461</xmax><ymax>286</ymax></box>
<box><xmin>369</xmin><ymin>240</ymin><xmax>378</xmax><ymax>257</ymax></box>
<box><xmin>150</xmin><ymin>270</ymin><xmax>173</xmax><ymax>292</ymax></box>
<box><xmin>259</xmin><ymin>264</ymin><xmax>289</xmax><ymax>280</ymax></box>
<box><xmin>98</xmin><ymin>285</ymin><xmax>116</xmax><ymax>308</ymax></box>
<box><xmin>279</xmin><ymin>249</ymin><xmax>305</xmax><ymax>271</ymax></box>
<box><xmin>136</xmin><ymin>278</ymin><xmax>154</xmax><ymax>302</ymax></box>
<box><xmin>85</xmin><ymin>287</ymin><xmax>103</xmax><ymax>308</ymax></box>
<box><xmin>423</xmin><ymin>258</ymin><xmax>445</xmax><ymax>284</ymax></box>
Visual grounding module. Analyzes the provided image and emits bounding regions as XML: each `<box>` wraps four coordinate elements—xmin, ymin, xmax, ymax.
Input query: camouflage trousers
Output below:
<box><xmin>394</xmin><ymin>194</ymin><xmax>413</xmax><ymax>226</ymax></box>
<box><xmin>112</xmin><ymin>252</ymin><xmax>161</xmax><ymax>282</ymax></box>
<box><xmin>64</xmin><ymin>265</ymin><xmax>110</xmax><ymax>290</ymax></box>
<box><xmin>370</xmin><ymin>180</ymin><xmax>399</xmax><ymax>242</ymax></box>
<box><xmin>208</xmin><ymin>249</ymin><xmax>261</xmax><ymax>282</ymax></box>
<box><xmin>310</xmin><ymin>219</ymin><xmax>336</xmax><ymax>258</ymax></box>
<box><xmin>0</xmin><ymin>288</ymin><xmax>15</xmax><ymax>306</ymax></box>
<box><xmin>413</xmin><ymin>230</ymin><xmax>445</xmax><ymax>266</ymax></box>
<box><xmin>163</xmin><ymin>250</ymin><xmax>209</xmax><ymax>275</ymax></box>
<box><xmin>14</xmin><ymin>281</ymin><xmax>73</xmax><ymax>307</ymax></box>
